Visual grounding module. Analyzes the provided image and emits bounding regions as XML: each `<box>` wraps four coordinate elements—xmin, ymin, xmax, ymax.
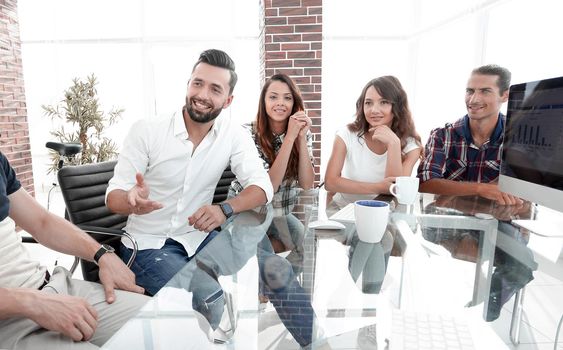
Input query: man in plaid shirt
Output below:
<box><xmin>417</xmin><ymin>64</ymin><xmax>521</xmax><ymax>205</ymax></box>
<box><xmin>417</xmin><ymin>65</ymin><xmax>537</xmax><ymax>322</ymax></box>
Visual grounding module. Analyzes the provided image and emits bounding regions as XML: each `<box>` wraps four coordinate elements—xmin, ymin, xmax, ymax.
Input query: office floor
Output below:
<box><xmin>494</xmin><ymin>255</ymin><xmax>563</xmax><ymax>350</ymax></box>
<box><xmin>24</xmin><ymin>188</ymin><xmax>563</xmax><ymax>349</ymax></box>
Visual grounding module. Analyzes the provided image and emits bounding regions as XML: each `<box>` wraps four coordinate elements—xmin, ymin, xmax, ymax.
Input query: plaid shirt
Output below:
<box><xmin>419</xmin><ymin>114</ymin><xmax>507</xmax><ymax>246</ymax></box>
<box><xmin>229</xmin><ymin>122</ymin><xmax>314</xmax><ymax>215</ymax></box>
<box><xmin>417</xmin><ymin>114</ymin><xmax>505</xmax><ymax>183</ymax></box>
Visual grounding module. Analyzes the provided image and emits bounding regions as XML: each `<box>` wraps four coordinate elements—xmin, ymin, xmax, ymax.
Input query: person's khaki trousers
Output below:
<box><xmin>0</xmin><ymin>266</ymin><xmax>149</xmax><ymax>349</ymax></box>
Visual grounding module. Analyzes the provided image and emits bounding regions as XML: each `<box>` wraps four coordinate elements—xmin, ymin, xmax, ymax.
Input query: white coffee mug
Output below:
<box><xmin>354</xmin><ymin>200</ymin><xmax>389</xmax><ymax>243</ymax></box>
<box><xmin>389</xmin><ymin>176</ymin><xmax>419</xmax><ymax>205</ymax></box>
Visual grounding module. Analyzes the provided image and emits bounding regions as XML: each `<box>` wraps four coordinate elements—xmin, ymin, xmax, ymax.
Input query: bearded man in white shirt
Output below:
<box><xmin>106</xmin><ymin>49</ymin><xmax>273</xmax><ymax>297</ymax></box>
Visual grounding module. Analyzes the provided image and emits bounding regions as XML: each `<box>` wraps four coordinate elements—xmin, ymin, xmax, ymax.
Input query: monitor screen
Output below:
<box><xmin>499</xmin><ymin>76</ymin><xmax>563</xmax><ymax>212</ymax></box>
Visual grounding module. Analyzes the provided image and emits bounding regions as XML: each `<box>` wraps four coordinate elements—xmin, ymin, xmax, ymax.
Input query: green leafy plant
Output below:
<box><xmin>42</xmin><ymin>74</ymin><xmax>123</xmax><ymax>173</ymax></box>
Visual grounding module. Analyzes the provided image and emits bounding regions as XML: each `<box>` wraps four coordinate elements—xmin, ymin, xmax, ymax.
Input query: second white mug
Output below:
<box><xmin>389</xmin><ymin>176</ymin><xmax>419</xmax><ymax>205</ymax></box>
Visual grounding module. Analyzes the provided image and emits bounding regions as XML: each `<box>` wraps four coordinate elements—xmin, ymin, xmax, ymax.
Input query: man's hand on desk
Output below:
<box><xmin>490</xmin><ymin>201</ymin><xmax>531</xmax><ymax>221</ymax></box>
<box><xmin>127</xmin><ymin>173</ymin><xmax>163</xmax><ymax>215</ymax></box>
<box><xmin>476</xmin><ymin>183</ymin><xmax>523</xmax><ymax>206</ymax></box>
<box><xmin>433</xmin><ymin>194</ymin><xmax>531</xmax><ymax>221</ymax></box>
<box><xmin>189</xmin><ymin>205</ymin><xmax>226</xmax><ymax>233</ymax></box>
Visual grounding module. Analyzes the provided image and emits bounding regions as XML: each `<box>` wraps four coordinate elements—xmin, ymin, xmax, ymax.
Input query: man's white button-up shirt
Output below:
<box><xmin>107</xmin><ymin>111</ymin><xmax>273</xmax><ymax>256</ymax></box>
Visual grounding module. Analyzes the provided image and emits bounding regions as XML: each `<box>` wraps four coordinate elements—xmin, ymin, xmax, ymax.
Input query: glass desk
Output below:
<box><xmin>103</xmin><ymin>190</ymin><xmax>563</xmax><ymax>349</ymax></box>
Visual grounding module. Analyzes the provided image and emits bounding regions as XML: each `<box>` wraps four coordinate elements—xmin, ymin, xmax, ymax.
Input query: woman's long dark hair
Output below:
<box><xmin>348</xmin><ymin>76</ymin><xmax>422</xmax><ymax>157</ymax></box>
<box><xmin>254</xmin><ymin>74</ymin><xmax>305</xmax><ymax>181</ymax></box>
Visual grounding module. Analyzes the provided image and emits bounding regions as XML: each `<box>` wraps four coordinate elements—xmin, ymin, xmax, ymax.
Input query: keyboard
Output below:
<box><xmin>390</xmin><ymin>309</ymin><xmax>475</xmax><ymax>350</ymax></box>
<box><xmin>329</xmin><ymin>203</ymin><xmax>355</xmax><ymax>223</ymax></box>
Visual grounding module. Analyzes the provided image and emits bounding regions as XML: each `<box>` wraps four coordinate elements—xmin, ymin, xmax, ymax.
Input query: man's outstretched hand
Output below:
<box><xmin>127</xmin><ymin>173</ymin><xmax>163</xmax><ymax>215</ymax></box>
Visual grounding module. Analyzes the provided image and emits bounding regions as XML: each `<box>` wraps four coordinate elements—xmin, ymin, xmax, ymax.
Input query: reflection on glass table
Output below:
<box><xmin>103</xmin><ymin>203</ymin><xmax>274</xmax><ymax>349</ymax></box>
<box><xmin>348</xmin><ymin>231</ymin><xmax>393</xmax><ymax>295</ymax></box>
<box><xmin>104</xmin><ymin>190</ymin><xmax>547</xmax><ymax>349</ymax></box>
<box><xmin>103</xmin><ymin>189</ymin><xmax>393</xmax><ymax>349</ymax></box>
<box><xmin>414</xmin><ymin>194</ymin><xmax>542</xmax><ymax>345</ymax></box>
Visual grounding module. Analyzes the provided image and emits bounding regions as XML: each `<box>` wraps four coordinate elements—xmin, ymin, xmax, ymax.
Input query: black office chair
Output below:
<box><xmin>212</xmin><ymin>166</ymin><xmax>235</xmax><ymax>203</ymax></box>
<box><xmin>57</xmin><ymin>160</ymin><xmax>133</xmax><ymax>282</ymax></box>
<box><xmin>57</xmin><ymin>161</ymin><xmax>237</xmax><ymax>282</ymax></box>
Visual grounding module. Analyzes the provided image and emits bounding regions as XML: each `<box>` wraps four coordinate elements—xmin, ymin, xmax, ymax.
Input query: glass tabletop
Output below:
<box><xmin>103</xmin><ymin>190</ymin><xmax>563</xmax><ymax>349</ymax></box>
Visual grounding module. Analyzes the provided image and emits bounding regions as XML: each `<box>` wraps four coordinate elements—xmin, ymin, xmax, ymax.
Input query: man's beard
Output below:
<box><xmin>185</xmin><ymin>97</ymin><xmax>223</xmax><ymax>124</ymax></box>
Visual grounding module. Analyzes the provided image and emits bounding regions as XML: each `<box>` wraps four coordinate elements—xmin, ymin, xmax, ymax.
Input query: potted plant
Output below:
<box><xmin>42</xmin><ymin>74</ymin><xmax>123</xmax><ymax>173</ymax></box>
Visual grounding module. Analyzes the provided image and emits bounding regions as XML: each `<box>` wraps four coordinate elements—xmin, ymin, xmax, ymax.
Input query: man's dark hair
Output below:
<box><xmin>472</xmin><ymin>64</ymin><xmax>512</xmax><ymax>95</ymax></box>
<box><xmin>192</xmin><ymin>49</ymin><xmax>238</xmax><ymax>94</ymax></box>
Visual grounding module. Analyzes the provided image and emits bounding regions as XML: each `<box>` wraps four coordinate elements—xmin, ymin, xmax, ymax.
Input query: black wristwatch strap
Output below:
<box><xmin>218</xmin><ymin>202</ymin><xmax>234</xmax><ymax>219</ymax></box>
<box><xmin>94</xmin><ymin>244</ymin><xmax>115</xmax><ymax>265</ymax></box>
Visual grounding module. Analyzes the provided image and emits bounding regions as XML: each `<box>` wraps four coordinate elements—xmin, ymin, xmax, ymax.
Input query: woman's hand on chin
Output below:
<box><xmin>369</xmin><ymin>125</ymin><xmax>400</xmax><ymax>146</ymax></box>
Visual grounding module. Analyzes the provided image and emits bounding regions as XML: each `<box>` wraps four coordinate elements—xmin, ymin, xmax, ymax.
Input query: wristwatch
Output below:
<box><xmin>93</xmin><ymin>244</ymin><xmax>115</xmax><ymax>265</ymax></box>
<box><xmin>218</xmin><ymin>202</ymin><xmax>234</xmax><ymax>219</ymax></box>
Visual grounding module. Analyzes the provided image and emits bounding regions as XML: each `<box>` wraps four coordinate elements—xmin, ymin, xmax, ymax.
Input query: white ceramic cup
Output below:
<box><xmin>389</xmin><ymin>176</ymin><xmax>419</xmax><ymax>205</ymax></box>
<box><xmin>354</xmin><ymin>200</ymin><xmax>389</xmax><ymax>243</ymax></box>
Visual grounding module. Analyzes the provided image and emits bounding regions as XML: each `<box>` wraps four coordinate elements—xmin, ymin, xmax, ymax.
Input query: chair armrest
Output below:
<box><xmin>77</xmin><ymin>225</ymin><xmax>138</xmax><ymax>268</ymax></box>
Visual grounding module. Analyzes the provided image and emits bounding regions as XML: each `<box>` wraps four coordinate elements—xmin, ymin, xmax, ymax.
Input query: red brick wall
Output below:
<box><xmin>0</xmin><ymin>0</ymin><xmax>33</xmax><ymax>196</ymax></box>
<box><xmin>259</xmin><ymin>0</ymin><xmax>322</xmax><ymax>183</ymax></box>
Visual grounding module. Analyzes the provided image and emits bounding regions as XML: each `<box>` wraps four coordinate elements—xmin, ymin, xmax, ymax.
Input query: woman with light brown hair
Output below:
<box><xmin>325</xmin><ymin>75</ymin><xmax>422</xmax><ymax>211</ymax></box>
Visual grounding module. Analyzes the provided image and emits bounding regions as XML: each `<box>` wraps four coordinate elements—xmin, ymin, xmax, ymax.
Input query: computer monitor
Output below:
<box><xmin>499</xmin><ymin>76</ymin><xmax>563</xmax><ymax>238</ymax></box>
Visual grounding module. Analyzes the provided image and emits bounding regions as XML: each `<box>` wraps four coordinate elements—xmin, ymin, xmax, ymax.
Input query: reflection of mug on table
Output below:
<box><xmin>389</xmin><ymin>176</ymin><xmax>419</xmax><ymax>205</ymax></box>
<box><xmin>348</xmin><ymin>231</ymin><xmax>394</xmax><ymax>294</ymax></box>
<box><xmin>354</xmin><ymin>200</ymin><xmax>389</xmax><ymax>243</ymax></box>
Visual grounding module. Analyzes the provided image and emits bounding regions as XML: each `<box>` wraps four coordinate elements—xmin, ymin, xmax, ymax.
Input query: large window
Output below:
<box><xmin>19</xmin><ymin>0</ymin><xmax>563</xmax><ymax>188</ymax></box>
<box><xmin>19</xmin><ymin>0</ymin><xmax>260</xmax><ymax>189</ymax></box>
<box><xmin>323</xmin><ymin>0</ymin><xmax>563</xmax><ymax>176</ymax></box>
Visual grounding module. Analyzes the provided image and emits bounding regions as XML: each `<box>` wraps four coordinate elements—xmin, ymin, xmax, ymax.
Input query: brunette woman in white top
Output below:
<box><xmin>325</xmin><ymin>76</ymin><xmax>423</xmax><ymax>211</ymax></box>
